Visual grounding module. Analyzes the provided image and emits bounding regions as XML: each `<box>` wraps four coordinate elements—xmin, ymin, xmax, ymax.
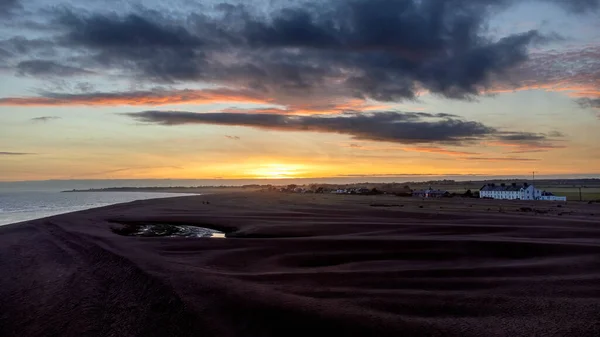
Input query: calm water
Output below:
<box><xmin>0</xmin><ymin>191</ymin><xmax>195</xmax><ymax>226</ymax></box>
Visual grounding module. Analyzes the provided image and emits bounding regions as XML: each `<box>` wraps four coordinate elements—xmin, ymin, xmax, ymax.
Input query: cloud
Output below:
<box><xmin>17</xmin><ymin>60</ymin><xmax>94</xmax><ymax>77</ymax></box>
<box><xmin>339</xmin><ymin>142</ymin><xmax>477</xmax><ymax>156</ymax></box>
<box><xmin>64</xmin><ymin>166</ymin><xmax>183</xmax><ymax>178</ymax></box>
<box><xmin>0</xmin><ymin>0</ymin><xmax>20</xmax><ymax>17</ymax></box>
<box><xmin>30</xmin><ymin>116</ymin><xmax>61</xmax><ymax>122</ymax></box>
<box><xmin>26</xmin><ymin>0</ymin><xmax>593</xmax><ymax>103</ymax></box>
<box><xmin>488</xmin><ymin>130</ymin><xmax>565</xmax><ymax>153</ymax></box>
<box><xmin>577</xmin><ymin>98</ymin><xmax>600</xmax><ymax>109</ymax></box>
<box><xmin>55</xmin><ymin>11</ymin><xmax>207</xmax><ymax>83</ymax></box>
<box><xmin>0</xmin><ymin>88</ymin><xmax>392</xmax><ymax>114</ymax></box>
<box><xmin>401</xmin><ymin>147</ymin><xmax>480</xmax><ymax>157</ymax></box>
<box><xmin>0</xmin><ymin>37</ymin><xmax>55</xmax><ymax>57</ymax></box>
<box><xmin>496</xmin><ymin>132</ymin><xmax>548</xmax><ymax>142</ymax></box>
<box><xmin>546</xmin><ymin>0</ymin><xmax>600</xmax><ymax>12</ymax></box>
<box><xmin>225</xmin><ymin>135</ymin><xmax>240</xmax><ymax>140</ymax></box>
<box><xmin>0</xmin><ymin>88</ymin><xmax>269</xmax><ymax>106</ymax></box>
<box><xmin>487</xmin><ymin>140</ymin><xmax>565</xmax><ymax>153</ymax></box>
<box><xmin>1</xmin><ymin>0</ymin><xmax>596</xmax><ymax>109</ymax></box>
<box><xmin>123</xmin><ymin>110</ymin><xmax>562</xmax><ymax>147</ymax></box>
<box><xmin>462</xmin><ymin>157</ymin><xmax>540</xmax><ymax>162</ymax></box>
<box><xmin>0</xmin><ymin>151</ymin><xmax>33</xmax><ymax>155</ymax></box>
<box><xmin>489</xmin><ymin>45</ymin><xmax>600</xmax><ymax>108</ymax></box>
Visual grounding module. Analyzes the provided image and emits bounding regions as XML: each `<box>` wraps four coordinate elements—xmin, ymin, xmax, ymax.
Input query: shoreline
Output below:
<box><xmin>0</xmin><ymin>191</ymin><xmax>204</xmax><ymax>227</ymax></box>
<box><xmin>60</xmin><ymin>186</ymin><xmax>258</xmax><ymax>194</ymax></box>
<box><xmin>1</xmin><ymin>192</ymin><xmax>599</xmax><ymax>336</ymax></box>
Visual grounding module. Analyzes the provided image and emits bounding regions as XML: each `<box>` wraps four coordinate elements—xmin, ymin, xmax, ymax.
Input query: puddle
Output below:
<box><xmin>112</xmin><ymin>223</ymin><xmax>226</xmax><ymax>238</ymax></box>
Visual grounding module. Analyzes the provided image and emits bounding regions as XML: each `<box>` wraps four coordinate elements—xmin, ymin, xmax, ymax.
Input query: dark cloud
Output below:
<box><xmin>496</xmin><ymin>132</ymin><xmax>549</xmax><ymax>142</ymax></box>
<box><xmin>1</xmin><ymin>0</ymin><xmax>596</xmax><ymax>105</ymax></box>
<box><xmin>0</xmin><ymin>37</ymin><xmax>55</xmax><ymax>56</ymax></box>
<box><xmin>0</xmin><ymin>47</ymin><xmax>11</xmax><ymax>59</ymax></box>
<box><xmin>17</xmin><ymin>60</ymin><xmax>94</xmax><ymax>77</ymax></box>
<box><xmin>123</xmin><ymin>109</ymin><xmax>562</xmax><ymax>146</ymax></box>
<box><xmin>30</xmin><ymin>116</ymin><xmax>61</xmax><ymax>122</ymax></box>
<box><xmin>0</xmin><ymin>0</ymin><xmax>20</xmax><ymax>17</ymax></box>
<box><xmin>123</xmin><ymin>110</ymin><xmax>501</xmax><ymax>145</ymax></box>
<box><xmin>225</xmin><ymin>135</ymin><xmax>241</xmax><ymax>140</ymax></box>
<box><xmin>492</xmin><ymin>130</ymin><xmax>565</xmax><ymax>152</ymax></box>
<box><xmin>0</xmin><ymin>151</ymin><xmax>33</xmax><ymax>155</ymax></box>
<box><xmin>55</xmin><ymin>11</ymin><xmax>207</xmax><ymax>82</ymax></box>
<box><xmin>496</xmin><ymin>130</ymin><xmax>564</xmax><ymax>143</ymax></box>
<box><xmin>41</xmin><ymin>0</ymin><xmax>591</xmax><ymax>102</ymax></box>
<box><xmin>547</xmin><ymin>0</ymin><xmax>600</xmax><ymax>12</ymax></box>
<box><xmin>577</xmin><ymin>98</ymin><xmax>600</xmax><ymax>109</ymax></box>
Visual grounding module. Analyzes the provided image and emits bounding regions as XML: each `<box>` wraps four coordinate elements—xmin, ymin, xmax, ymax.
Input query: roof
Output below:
<box><xmin>480</xmin><ymin>184</ymin><xmax>528</xmax><ymax>192</ymax></box>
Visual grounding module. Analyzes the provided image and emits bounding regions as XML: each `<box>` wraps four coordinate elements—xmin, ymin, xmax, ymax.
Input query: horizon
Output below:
<box><xmin>2</xmin><ymin>174</ymin><xmax>600</xmax><ymax>192</ymax></box>
<box><xmin>1</xmin><ymin>0</ymin><xmax>600</xmax><ymax>180</ymax></box>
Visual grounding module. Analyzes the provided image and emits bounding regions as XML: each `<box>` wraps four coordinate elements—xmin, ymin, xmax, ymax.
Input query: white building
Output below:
<box><xmin>539</xmin><ymin>192</ymin><xmax>568</xmax><ymax>202</ymax></box>
<box><xmin>479</xmin><ymin>183</ymin><xmax>566</xmax><ymax>201</ymax></box>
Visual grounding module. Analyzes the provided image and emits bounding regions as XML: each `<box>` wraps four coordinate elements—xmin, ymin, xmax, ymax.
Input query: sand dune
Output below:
<box><xmin>1</xmin><ymin>192</ymin><xmax>599</xmax><ymax>336</ymax></box>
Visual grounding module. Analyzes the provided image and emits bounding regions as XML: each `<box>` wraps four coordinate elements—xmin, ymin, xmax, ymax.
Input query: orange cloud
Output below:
<box><xmin>341</xmin><ymin>143</ymin><xmax>478</xmax><ymax>157</ymax></box>
<box><xmin>220</xmin><ymin>99</ymin><xmax>392</xmax><ymax>115</ymax></box>
<box><xmin>487</xmin><ymin>83</ymin><xmax>598</xmax><ymax>96</ymax></box>
<box><xmin>0</xmin><ymin>88</ymin><xmax>271</xmax><ymax>107</ymax></box>
<box><xmin>401</xmin><ymin>147</ymin><xmax>479</xmax><ymax>157</ymax></box>
<box><xmin>0</xmin><ymin>88</ymin><xmax>394</xmax><ymax>116</ymax></box>
<box><xmin>291</xmin><ymin>99</ymin><xmax>393</xmax><ymax>114</ymax></box>
<box><xmin>460</xmin><ymin>157</ymin><xmax>540</xmax><ymax>162</ymax></box>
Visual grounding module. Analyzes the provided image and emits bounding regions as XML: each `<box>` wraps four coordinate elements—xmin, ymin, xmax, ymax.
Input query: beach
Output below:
<box><xmin>1</xmin><ymin>192</ymin><xmax>599</xmax><ymax>336</ymax></box>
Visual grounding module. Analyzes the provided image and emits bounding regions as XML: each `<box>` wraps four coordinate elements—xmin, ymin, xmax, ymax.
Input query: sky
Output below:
<box><xmin>0</xmin><ymin>0</ymin><xmax>599</xmax><ymax>181</ymax></box>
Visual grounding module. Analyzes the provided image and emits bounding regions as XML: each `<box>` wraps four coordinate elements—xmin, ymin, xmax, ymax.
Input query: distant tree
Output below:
<box><xmin>464</xmin><ymin>189</ymin><xmax>473</xmax><ymax>198</ymax></box>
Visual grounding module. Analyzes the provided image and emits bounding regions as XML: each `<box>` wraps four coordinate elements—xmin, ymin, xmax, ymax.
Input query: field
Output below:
<box><xmin>543</xmin><ymin>188</ymin><xmax>600</xmax><ymax>201</ymax></box>
<box><xmin>408</xmin><ymin>180</ymin><xmax>600</xmax><ymax>201</ymax></box>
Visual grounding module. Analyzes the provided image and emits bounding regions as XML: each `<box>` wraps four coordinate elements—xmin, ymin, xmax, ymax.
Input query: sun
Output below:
<box><xmin>248</xmin><ymin>164</ymin><xmax>306</xmax><ymax>179</ymax></box>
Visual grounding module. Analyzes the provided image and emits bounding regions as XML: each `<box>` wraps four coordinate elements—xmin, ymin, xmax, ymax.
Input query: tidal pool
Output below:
<box><xmin>112</xmin><ymin>223</ymin><xmax>226</xmax><ymax>238</ymax></box>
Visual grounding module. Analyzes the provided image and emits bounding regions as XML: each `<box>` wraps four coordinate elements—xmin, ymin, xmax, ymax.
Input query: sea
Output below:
<box><xmin>0</xmin><ymin>191</ymin><xmax>195</xmax><ymax>226</ymax></box>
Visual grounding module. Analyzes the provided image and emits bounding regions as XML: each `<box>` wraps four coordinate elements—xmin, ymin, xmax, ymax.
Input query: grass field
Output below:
<box><xmin>544</xmin><ymin>188</ymin><xmax>600</xmax><ymax>201</ymax></box>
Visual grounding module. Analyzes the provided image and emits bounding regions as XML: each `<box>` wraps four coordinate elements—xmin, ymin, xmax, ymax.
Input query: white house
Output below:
<box><xmin>479</xmin><ymin>183</ymin><xmax>565</xmax><ymax>201</ymax></box>
<box><xmin>539</xmin><ymin>192</ymin><xmax>568</xmax><ymax>202</ymax></box>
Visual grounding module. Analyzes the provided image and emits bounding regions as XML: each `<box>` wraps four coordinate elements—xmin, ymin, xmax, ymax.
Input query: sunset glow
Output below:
<box><xmin>247</xmin><ymin>164</ymin><xmax>309</xmax><ymax>179</ymax></box>
<box><xmin>1</xmin><ymin>0</ymin><xmax>599</xmax><ymax>182</ymax></box>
